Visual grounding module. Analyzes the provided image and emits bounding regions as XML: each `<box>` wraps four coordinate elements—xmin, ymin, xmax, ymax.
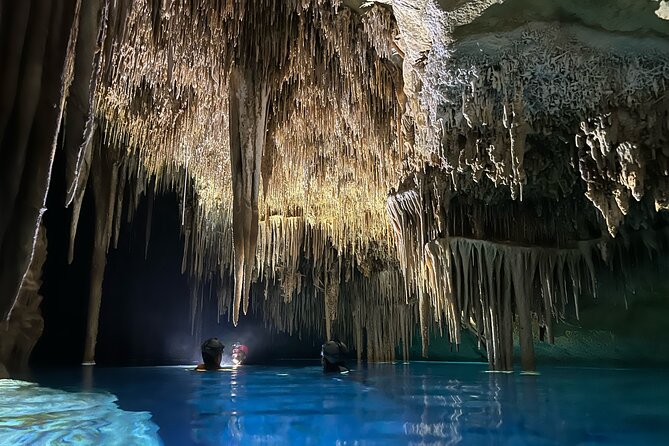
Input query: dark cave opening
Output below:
<box><xmin>33</xmin><ymin>151</ymin><xmax>321</xmax><ymax>367</ymax></box>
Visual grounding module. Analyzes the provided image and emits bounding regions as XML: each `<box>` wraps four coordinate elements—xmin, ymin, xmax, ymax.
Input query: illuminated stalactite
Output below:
<box><xmin>89</xmin><ymin>1</ymin><xmax>404</xmax><ymax>334</ymax></box>
<box><xmin>418</xmin><ymin>22</ymin><xmax>669</xmax><ymax>236</ymax></box>
<box><xmin>423</xmin><ymin>237</ymin><xmax>599</xmax><ymax>371</ymax></box>
<box><xmin>74</xmin><ymin>1</ymin><xmax>669</xmax><ymax>365</ymax></box>
<box><xmin>1</xmin><ymin>0</ymin><xmax>669</xmax><ymax>371</ymax></box>
<box><xmin>228</xmin><ymin>66</ymin><xmax>269</xmax><ymax>325</ymax></box>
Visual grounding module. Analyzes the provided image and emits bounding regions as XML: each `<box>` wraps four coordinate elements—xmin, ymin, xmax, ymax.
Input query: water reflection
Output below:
<box><xmin>185</xmin><ymin>364</ymin><xmax>536</xmax><ymax>445</ymax></box>
<box><xmin>183</xmin><ymin>363</ymin><xmax>669</xmax><ymax>445</ymax></box>
<box><xmin>402</xmin><ymin>372</ymin><xmax>464</xmax><ymax>444</ymax></box>
<box><xmin>187</xmin><ymin>366</ymin><xmax>399</xmax><ymax>445</ymax></box>
<box><xmin>188</xmin><ymin>369</ymin><xmax>240</xmax><ymax>444</ymax></box>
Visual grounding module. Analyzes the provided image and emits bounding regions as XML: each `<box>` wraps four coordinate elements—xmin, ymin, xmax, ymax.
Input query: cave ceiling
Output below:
<box><xmin>1</xmin><ymin>0</ymin><xmax>668</xmax><ymax>368</ymax></box>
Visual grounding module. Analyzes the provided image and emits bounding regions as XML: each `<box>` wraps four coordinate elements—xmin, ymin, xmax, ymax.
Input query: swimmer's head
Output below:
<box><xmin>201</xmin><ymin>338</ymin><xmax>224</xmax><ymax>370</ymax></box>
<box><xmin>321</xmin><ymin>341</ymin><xmax>347</xmax><ymax>364</ymax></box>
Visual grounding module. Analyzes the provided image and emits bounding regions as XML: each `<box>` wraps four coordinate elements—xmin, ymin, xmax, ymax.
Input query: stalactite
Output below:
<box><xmin>64</xmin><ymin>0</ymin><xmax>104</xmax><ymax>207</ymax></box>
<box><xmin>422</xmin><ymin>236</ymin><xmax>600</xmax><ymax>370</ymax></box>
<box><xmin>228</xmin><ymin>65</ymin><xmax>269</xmax><ymax>325</ymax></box>
<box><xmin>87</xmin><ymin>0</ymin><xmax>406</xmax><ymax>334</ymax></box>
<box><xmin>67</xmin><ymin>138</ymin><xmax>92</xmax><ymax>264</ymax></box>
<box><xmin>578</xmin><ymin>105</ymin><xmax>669</xmax><ymax>235</ymax></box>
<box><xmin>3</xmin><ymin>0</ymin><xmax>666</xmax><ymax>371</ymax></box>
<box><xmin>112</xmin><ymin>158</ymin><xmax>128</xmax><ymax>250</ymax></box>
<box><xmin>83</xmin><ymin>140</ymin><xmax>120</xmax><ymax>364</ymax></box>
<box><xmin>144</xmin><ymin>180</ymin><xmax>154</xmax><ymax>259</ymax></box>
<box><xmin>415</xmin><ymin>20</ymin><xmax>669</xmax><ymax>235</ymax></box>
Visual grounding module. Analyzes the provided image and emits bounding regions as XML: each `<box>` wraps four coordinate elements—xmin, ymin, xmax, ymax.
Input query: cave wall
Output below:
<box><xmin>0</xmin><ymin>225</ymin><xmax>46</xmax><ymax>377</ymax></box>
<box><xmin>0</xmin><ymin>0</ymin><xmax>81</xmax><ymax>322</ymax></box>
<box><xmin>533</xmin><ymin>252</ymin><xmax>669</xmax><ymax>365</ymax></box>
<box><xmin>0</xmin><ymin>0</ymin><xmax>87</xmax><ymax>375</ymax></box>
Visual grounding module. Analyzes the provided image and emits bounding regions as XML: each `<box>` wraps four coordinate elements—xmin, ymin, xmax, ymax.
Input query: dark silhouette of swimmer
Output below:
<box><xmin>196</xmin><ymin>338</ymin><xmax>225</xmax><ymax>371</ymax></box>
<box><xmin>321</xmin><ymin>340</ymin><xmax>349</xmax><ymax>373</ymax></box>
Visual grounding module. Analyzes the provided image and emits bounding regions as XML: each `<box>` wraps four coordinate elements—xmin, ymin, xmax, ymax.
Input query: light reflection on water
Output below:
<box><xmin>0</xmin><ymin>379</ymin><xmax>161</xmax><ymax>445</ymax></box>
<box><xmin>24</xmin><ymin>362</ymin><xmax>669</xmax><ymax>445</ymax></box>
<box><xmin>183</xmin><ymin>363</ymin><xmax>669</xmax><ymax>445</ymax></box>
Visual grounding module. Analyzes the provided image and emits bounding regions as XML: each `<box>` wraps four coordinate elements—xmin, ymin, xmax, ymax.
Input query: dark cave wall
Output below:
<box><xmin>97</xmin><ymin>192</ymin><xmax>322</xmax><ymax>365</ymax></box>
<box><xmin>537</xmin><ymin>251</ymin><xmax>669</xmax><ymax>365</ymax></box>
<box><xmin>0</xmin><ymin>0</ymin><xmax>101</xmax><ymax>374</ymax></box>
<box><xmin>33</xmin><ymin>184</ymin><xmax>321</xmax><ymax>367</ymax></box>
<box><xmin>32</xmin><ymin>146</ymin><xmax>96</xmax><ymax>367</ymax></box>
<box><xmin>96</xmin><ymin>191</ymin><xmax>194</xmax><ymax>365</ymax></box>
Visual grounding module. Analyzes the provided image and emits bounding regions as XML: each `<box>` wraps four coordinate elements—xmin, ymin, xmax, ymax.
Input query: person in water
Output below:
<box><xmin>196</xmin><ymin>337</ymin><xmax>225</xmax><ymax>371</ymax></box>
<box><xmin>321</xmin><ymin>340</ymin><xmax>349</xmax><ymax>373</ymax></box>
<box><xmin>231</xmin><ymin>342</ymin><xmax>249</xmax><ymax>365</ymax></box>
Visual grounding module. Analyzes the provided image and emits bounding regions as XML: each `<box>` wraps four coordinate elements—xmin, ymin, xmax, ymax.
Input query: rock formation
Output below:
<box><xmin>0</xmin><ymin>0</ymin><xmax>668</xmax><ymax>371</ymax></box>
<box><xmin>0</xmin><ymin>225</ymin><xmax>46</xmax><ymax>376</ymax></box>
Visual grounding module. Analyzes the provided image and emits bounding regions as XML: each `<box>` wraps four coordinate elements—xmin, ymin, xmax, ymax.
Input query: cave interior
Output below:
<box><xmin>1</xmin><ymin>0</ymin><xmax>669</xmax><ymax>380</ymax></box>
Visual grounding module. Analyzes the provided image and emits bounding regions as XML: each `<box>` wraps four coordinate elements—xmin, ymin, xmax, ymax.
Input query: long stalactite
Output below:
<box><xmin>59</xmin><ymin>0</ymin><xmax>669</xmax><ymax>366</ymax></box>
<box><xmin>1</xmin><ymin>0</ymin><xmax>669</xmax><ymax>371</ymax></box>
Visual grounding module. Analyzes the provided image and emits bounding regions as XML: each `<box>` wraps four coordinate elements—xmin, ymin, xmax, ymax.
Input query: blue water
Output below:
<box><xmin>3</xmin><ymin>362</ymin><xmax>669</xmax><ymax>445</ymax></box>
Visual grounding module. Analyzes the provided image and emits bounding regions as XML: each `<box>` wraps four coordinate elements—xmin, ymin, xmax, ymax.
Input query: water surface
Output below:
<box><xmin>4</xmin><ymin>362</ymin><xmax>668</xmax><ymax>445</ymax></box>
